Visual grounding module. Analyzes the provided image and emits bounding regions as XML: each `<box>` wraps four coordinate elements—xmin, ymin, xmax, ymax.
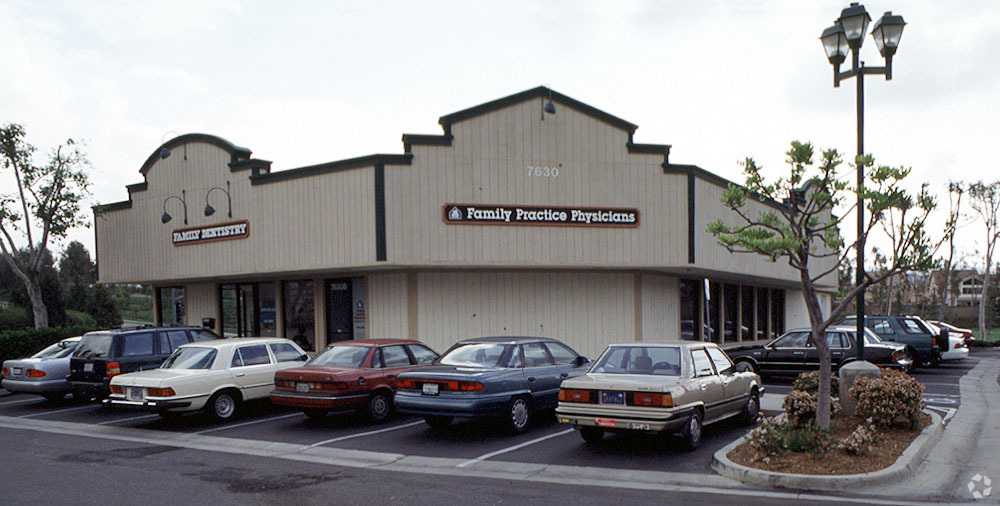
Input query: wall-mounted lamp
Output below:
<box><xmin>542</xmin><ymin>86</ymin><xmax>556</xmax><ymax>119</ymax></box>
<box><xmin>204</xmin><ymin>181</ymin><xmax>232</xmax><ymax>218</ymax></box>
<box><xmin>162</xmin><ymin>190</ymin><xmax>188</xmax><ymax>225</ymax></box>
<box><xmin>159</xmin><ymin>131</ymin><xmax>186</xmax><ymax>160</ymax></box>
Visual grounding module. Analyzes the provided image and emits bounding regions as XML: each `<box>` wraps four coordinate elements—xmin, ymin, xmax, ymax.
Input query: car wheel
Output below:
<box><xmin>681</xmin><ymin>411</ymin><xmax>703</xmax><ymax>450</ymax></box>
<box><xmin>579</xmin><ymin>426</ymin><xmax>604</xmax><ymax>444</ymax></box>
<box><xmin>303</xmin><ymin>409</ymin><xmax>328</xmax><ymax>421</ymax></box>
<box><xmin>739</xmin><ymin>390</ymin><xmax>760</xmax><ymax>425</ymax></box>
<box><xmin>901</xmin><ymin>348</ymin><xmax>916</xmax><ymax>373</ymax></box>
<box><xmin>734</xmin><ymin>360</ymin><xmax>757</xmax><ymax>375</ymax></box>
<box><xmin>366</xmin><ymin>391</ymin><xmax>392</xmax><ymax>423</ymax></box>
<box><xmin>206</xmin><ymin>390</ymin><xmax>239</xmax><ymax>421</ymax></box>
<box><xmin>41</xmin><ymin>392</ymin><xmax>67</xmax><ymax>402</ymax></box>
<box><xmin>424</xmin><ymin>415</ymin><xmax>452</xmax><ymax>430</ymax></box>
<box><xmin>507</xmin><ymin>396</ymin><xmax>531</xmax><ymax>434</ymax></box>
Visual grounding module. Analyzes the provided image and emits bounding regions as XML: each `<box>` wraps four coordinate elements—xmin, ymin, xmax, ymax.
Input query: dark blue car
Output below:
<box><xmin>394</xmin><ymin>336</ymin><xmax>590</xmax><ymax>433</ymax></box>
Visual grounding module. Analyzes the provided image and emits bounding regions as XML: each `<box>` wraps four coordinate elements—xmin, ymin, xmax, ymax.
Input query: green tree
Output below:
<box><xmin>707</xmin><ymin>141</ymin><xmax>937</xmax><ymax>429</ymax></box>
<box><xmin>1</xmin><ymin>124</ymin><xmax>92</xmax><ymax>328</ymax></box>
<box><xmin>967</xmin><ymin>181</ymin><xmax>1000</xmax><ymax>342</ymax></box>
<box><xmin>58</xmin><ymin>240</ymin><xmax>95</xmax><ymax>288</ymax></box>
<box><xmin>87</xmin><ymin>284</ymin><xmax>121</xmax><ymax>328</ymax></box>
<box><xmin>7</xmin><ymin>248</ymin><xmax>66</xmax><ymax>327</ymax></box>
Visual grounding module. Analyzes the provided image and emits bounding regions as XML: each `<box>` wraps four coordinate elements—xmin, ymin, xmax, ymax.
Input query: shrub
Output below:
<box><xmin>839</xmin><ymin>419</ymin><xmax>878</xmax><ymax>455</ymax></box>
<box><xmin>784</xmin><ymin>371</ymin><xmax>841</xmax><ymax>427</ymax></box>
<box><xmin>0</xmin><ymin>326</ymin><xmax>97</xmax><ymax>364</ymax></box>
<box><xmin>747</xmin><ymin>415</ymin><xmax>787</xmax><ymax>462</ymax></box>
<box><xmin>850</xmin><ymin>368</ymin><xmax>925</xmax><ymax>428</ymax></box>
<box><xmin>786</xmin><ymin>423</ymin><xmax>832</xmax><ymax>454</ymax></box>
<box><xmin>66</xmin><ymin>310</ymin><xmax>97</xmax><ymax>328</ymax></box>
<box><xmin>746</xmin><ymin>415</ymin><xmax>833</xmax><ymax>459</ymax></box>
<box><xmin>0</xmin><ymin>305</ymin><xmax>32</xmax><ymax>332</ymax></box>
<box><xmin>792</xmin><ymin>370</ymin><xmax>839</xmax><ymax>394</ymax></box>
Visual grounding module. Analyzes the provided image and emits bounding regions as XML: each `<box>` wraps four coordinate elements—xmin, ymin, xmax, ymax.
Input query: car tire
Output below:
<box><xmin>734</xmin><ymin>360</ymin><xmax>757</xmax><ymax>375</ymax></box>
<box><xmin>424</xmin><ymin>415</ymin><xmax>452</xmax><ymax>430</ymax></box>
<box><xmin>41</xmin><ymin>392</ymin><xmax>67</xmax><ymax>402</ymax></box>
<box><xmin>303</xmin><ymin>409</ymin><xmax>328</xmax><ymax>421</ymax></box>
<box><xmin>206</xmin><ymin>390</ymin><xmax>240</xmax><ymax>421</ymax></box>
<box><xmin>739</xmin><ymin>390</ymin><xmax>760</xmax><ymax>425</ymax></box>
<box><xmin>681</xmin><ymin>411</ymin><xmax>703</xmax><ymax>451</ymax></box>
<box><xmin>366</xmin><ymin>391</ymin><xmax>393</xmax><ymax>423</ymax></box>
<box><xmin>902</xmin><ymin>348</ymin><xmax>916</xmax><ymax>373</ymax></box>
<box><xmin>579</xmin><ymin>426</ymin><xmax>604</xmax><ymax>444</ymax></box>
<box><xmin>507</xmin><ymin>396</ymin><xmax>532</xmax><ymax>434</ymax></box>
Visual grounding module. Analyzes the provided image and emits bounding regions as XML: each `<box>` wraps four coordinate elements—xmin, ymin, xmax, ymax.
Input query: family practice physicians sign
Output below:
<box><xmin>172</xmin><ymin>220</ymin><xmax>250</xmax><ymax>246</ymax></box>
<box><xmin>443</xmin><ymin>204</ymin><xmax>639</xmax><ymax>228</ymax></box>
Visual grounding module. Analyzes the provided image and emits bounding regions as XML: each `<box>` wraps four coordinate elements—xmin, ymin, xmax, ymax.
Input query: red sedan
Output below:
<box><xmin>271</xmin><ymin>339</ymin><xmax>438</xmax><ymax>422</ymax></box>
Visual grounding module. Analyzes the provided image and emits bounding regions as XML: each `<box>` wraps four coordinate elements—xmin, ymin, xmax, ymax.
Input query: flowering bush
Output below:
<box><xmin>747</xmin><ymin>415</ymin><xmax>786</xmax><ymax>461</ymax></box>
<box><xmin>786</xmin><ymin>423</ymin><xmax>832</xmax><ymax>454</ymax></box>
<box><xmin>792</xmin><ymin>370</ymin><xmax>839</xmax><ymax>394</ymax></box>
<box><xmin>783</xmin><ymin>371</ymin><xmax>841</xmax><ymax>427</ymax></box>
<box><xmin>849</xmin><ymin>368</ymin><xmax>925</xmax><ymax>428</ymax></box>
<box><xmin>839</xmin><ymin>418</ymin><xmax>878</xmax><ymax>455</ymax></box>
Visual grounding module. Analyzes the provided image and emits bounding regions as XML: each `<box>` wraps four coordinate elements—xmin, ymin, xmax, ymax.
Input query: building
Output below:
<box><xmin>94</xmin><ymin>87</ymin><xmax>835</xmax><ymax>358</ymax></box>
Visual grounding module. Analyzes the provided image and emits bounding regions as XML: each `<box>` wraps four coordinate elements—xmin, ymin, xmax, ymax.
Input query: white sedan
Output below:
<box><xmin>106</xmin><ymin>338</ymin><xmax>307</xmax><ymax>420</ymax></box>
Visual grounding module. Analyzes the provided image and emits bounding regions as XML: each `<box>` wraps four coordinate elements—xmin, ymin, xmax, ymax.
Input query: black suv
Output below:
<box><xmin>838</xmin><ymin>315</ymin><xmax>948</xmax><ymax>367</ymax></box>
<box><xmin>68</xmin><ymin>326</ymin><xmax>219</xmax><ymax>399</ymax></box>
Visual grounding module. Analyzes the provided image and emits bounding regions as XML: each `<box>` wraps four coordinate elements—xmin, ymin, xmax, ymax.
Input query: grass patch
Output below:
<box><xmin>973</xmin><ymin>328</ymin><xmax>1000</xmax><ymax>345</ymax></box>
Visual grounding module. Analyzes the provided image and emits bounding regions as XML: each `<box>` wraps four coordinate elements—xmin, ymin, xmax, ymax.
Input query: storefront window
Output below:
<box><xmin>707</xmin><ymin>282</ymin><xmax>721</xmax><ymax>343</ymax></box>
<box><xmin>741</xmin><ymin>285</ymin><xmax>754</xmax><ymax>342</ymax></box>
<box><xmin>284</xmin><ymin>280</ymin><xmax>315</xmax><ymax>351</ymax></box>
<box><xmin>679</xmin><ymin>279</ymin><xmax>700</xmax><ymax>341</ymax></box>
<box><xmin>259</xmin><ymin>283</ymin><xmax>276</xmax><ymax>337</ymax></box>
<box><xmin>724</xmin><ymin>283</ymin><xmax>739</xmax><ymax>343</ymax></box>
<box><xmin>771</xmin><ymin>288</ymin><xmax>786</xmax><ymax>337</ymax></box>
<box><xmin>157</xmin><ymin>287</ymin><xmax>185</xmax><ymax>325</ymax></box>
<box><xmin>756</xmin><ymin>287</ymin><xmax>769</xmax><ymax>340</ymax></box>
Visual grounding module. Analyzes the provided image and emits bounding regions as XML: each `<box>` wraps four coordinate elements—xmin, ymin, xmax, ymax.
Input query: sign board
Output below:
<box><xmin>172</xmin><ymin>220</ymin><xmax>250</xmax><ymax>246</ymax></box>
<box><xmin>443</xmin><ymin>204</ymin><xmax>639</xmax><ymax>228</ymax></box>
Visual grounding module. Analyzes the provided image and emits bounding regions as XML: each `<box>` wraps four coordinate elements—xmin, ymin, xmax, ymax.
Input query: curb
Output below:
<box><xmin>711</xmin><ymin>409</ymin><xmax>943</xmax><ymax>492</ymax></box>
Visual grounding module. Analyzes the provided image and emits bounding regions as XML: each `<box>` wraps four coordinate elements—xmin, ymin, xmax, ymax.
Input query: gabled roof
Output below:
<box><xmin>139</xmin><ymin>133</ymin><xmax>252</xmax><ymax>176</ymax></box>
<box><xmin>438</xmin><ymin>86</ymin><xmax>639</xmax><ymax>136</ymax></box>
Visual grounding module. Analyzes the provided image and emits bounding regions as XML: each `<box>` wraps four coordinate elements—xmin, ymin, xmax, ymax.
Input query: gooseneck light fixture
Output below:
<box><xmin>161</xmin><ymin>190</ymin><xmax>188</xmax><ymax>225</ymax></box>
<box><xmin>204</xmin><ymin>181</ymin><xmax>232</xmax><ymax>218</ymax></box>
<box><xmin>541</xmin><ymin>86</ymin><xmax>556</xmax><ymax>119</ymax></box>
<box><xmin>820</xmin><ymin>3</ymin><xmax>905</xmax><ymax>359</ymax></box>
<box><xmin>158</xmin><ymin>131</ymin><xmax>186</xmax><ymax>160</ymax></box>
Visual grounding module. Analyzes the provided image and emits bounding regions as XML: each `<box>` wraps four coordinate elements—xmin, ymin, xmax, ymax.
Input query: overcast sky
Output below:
<box><xmin>2</xmin><ymin>0</ymin><xmax>997</xmax><ymax>268</ymax></box>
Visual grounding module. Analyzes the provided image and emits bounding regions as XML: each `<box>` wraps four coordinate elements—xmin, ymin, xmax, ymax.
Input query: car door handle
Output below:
<box><xmin>235</xmin><ymin>373</ymin><xmax>245</xmax><ymax>377</ymax></box>
<box><xmin>793</xmin><ymin>352</ymin><xmax>804</xmax><ymax>355</ymax></box>
<box><xmin>527</xmin><ymin>377</ymin><xmax>536</xmax><ymax>382</ymax></box>
<box><xmin>387</xmin><ymin>374</ymin><xmax>395</xmax><ymax>379</ymax></box>
<box><xmin>560</xmin><ymin>373</ymin><xmax>569</xmax><ymax>378</ymax></box>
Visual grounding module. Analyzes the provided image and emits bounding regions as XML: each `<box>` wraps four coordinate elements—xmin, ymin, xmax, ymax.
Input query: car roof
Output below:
<box><xmin>606</xmin><ymin>341</ymin><xmax>710</xmax><ymax>348</ymax></box>
<box><xmin>177</xmin><ymin>337</ymin><xmax>294</xmax><ymax>349</ymax></box>
<box><xmin>456</xmin><ymin>336</ymin><xmax>560</xmax><ymax>345</ymax></box>
<box><xmin>326</xmin><ymin>339</ymin><xmax>421</xmax><ymax>347</ymax></box>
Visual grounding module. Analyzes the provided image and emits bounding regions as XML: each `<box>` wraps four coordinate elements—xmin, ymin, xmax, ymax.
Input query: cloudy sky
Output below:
<box><xmin>2</xmin><ymin>0</ymin><xmax>997</xmax><ymax>266</ymax></box>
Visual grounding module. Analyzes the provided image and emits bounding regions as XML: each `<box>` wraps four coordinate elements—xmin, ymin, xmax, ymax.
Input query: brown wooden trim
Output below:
<box><xmin>171</xmin><ymin>219</ymin><xmax>250</xmax><ymax>247</ymax></box>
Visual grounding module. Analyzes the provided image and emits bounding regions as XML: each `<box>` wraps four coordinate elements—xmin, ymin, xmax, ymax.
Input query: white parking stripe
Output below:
<box><xmin>97</xmin><ymin>414</ymin><xmax>160</xmax><ymax>425</ymax></box>
<box><xmin>192</xmin><ymin>412</ymin><xmax>302</xmax><ymax>435</ymax></box>
<box><xmin>457</xmin><ymin>428</ymin><xmax>574</xmax><ymax>468</ymax></box>
<box><xmin>18</xmin><ymin>405</ymin><xmax>96</xmax><ymax>418</ymax></box>
<box><xmin>0</xmin><ymin>397</ymin><xmax>43</xmax><ymax>406</ymax></box>
<box><xmin>302</xmin><ymin>421</ymin><xmax>424</xmax><ymax>449</ymax></box>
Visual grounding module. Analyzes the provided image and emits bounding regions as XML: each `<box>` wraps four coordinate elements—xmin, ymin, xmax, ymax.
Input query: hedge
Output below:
<box><xmin>0</xmin><ymin>326</ymin><xmax>99</xmax><ymax>365</ymax></box>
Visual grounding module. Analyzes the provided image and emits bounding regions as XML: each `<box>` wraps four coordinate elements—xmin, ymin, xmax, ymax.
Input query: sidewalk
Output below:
<box><xmin>760</xmin><ymin>392</ymin><xmax>784</xmax><ymax>417</ymax></box>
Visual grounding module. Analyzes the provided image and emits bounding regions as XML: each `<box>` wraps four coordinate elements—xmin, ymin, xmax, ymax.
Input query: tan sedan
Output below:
<box><xmin>556</xmin><ymin>342</ymin><xmax>762</xmax><ymax>449</ymax></box>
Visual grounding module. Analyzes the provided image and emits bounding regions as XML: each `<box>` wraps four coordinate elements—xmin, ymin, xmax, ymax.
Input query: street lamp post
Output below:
<box><xmin>820</xmin><ymin>3</ymin><xmax>905</xmax><ymax>359</ymax></box>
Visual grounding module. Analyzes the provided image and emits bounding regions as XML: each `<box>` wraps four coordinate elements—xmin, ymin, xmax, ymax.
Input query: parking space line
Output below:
<box><xmin>97</xmin><ymin>414</ymin><xmax>160</xmax><ymax>425</ymax></box>
<box><xmin>193</xmin><ymin>412</ymin><xmax>302</xmax><ymax>435</ymax></box>
<box><xmin>18</xmin><ymin>405</ymin><xmax>96</xmax><ymax>418</ymax></box>
<box><xmin>456</xmin><ymin>428</ymin><xmax>574</xmax><ymax>468</ymax></box>
<box><xmin>302</xmin><ymin>421</ymin><xmax>424</xmax><ymax>450</ymax></box>
<box><xmin>0</xmin><ymin>397</ymin><xmax>43</xmax><ymax>406</ymax></box>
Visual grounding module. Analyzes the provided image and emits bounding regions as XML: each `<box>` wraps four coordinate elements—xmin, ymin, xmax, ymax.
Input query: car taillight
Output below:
<box><xmin>105</xmin><ymin>362</ymin><xmax>121</xmax><ymax>377</ymax></box>
<box><xmin>395</xmin><ymin>379</ymin><xmax>482</xmax><ymax>391</ymax></box>
<box><xmin>109</xmin><ymin>385</ymin><xmax>124</xmax><ymax>395</ymax></box>
<box><xmin>147</xmin><ymin>387</ymin><xmax>176</xmax><ymax>397</ymax></box>
<box><xmin>315</xmin><ymin>381</ymin><xmax>348</xmax><ymax>391</ymax></box>
<box><xmin>26</xmin><ymin>369</ymin><xmax>46</xmax><ymax>378</ymax></box>
<box><xmin>955</xmin><ymin>342</ymin><xmax>966</xmax><ymax>349</ymax></box>
<box><xmin>559</xmin><ymin>389</ymin><xmax>591</xmax><ymax>403</ymax></box>
<box><xmin>931</xmin><ymin>338</ymin><xmax>937</xmax><ymax>347</ymax></box>
<box><xmin>274</xmin><ymin>379</ymin><xmax>294</xmax><ymax>389</ymax></box>
<box><xmin>630</xmin><ymin>393</ymin><xmax>673</xmax><ymax>407</ymax></box>
<box><xmin>1</xmin><ymin>367</ymin><xmax>7</xmax><ymax>377</ymax></box>
<box><xmin>395</xmin><ymin>378</ymin><xmax>419</xmax><ymax>389</ymax></box>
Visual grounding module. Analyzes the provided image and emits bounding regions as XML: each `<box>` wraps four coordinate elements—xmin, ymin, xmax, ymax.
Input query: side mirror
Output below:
<box><xmin>575</xmin><ymin>356</ymin><xmax>590</xmax><ymax>366</ymax></box>
<box><xmin>300</xmin><ymin>354</ymin><xmax>310</xmax><ymax>361</ymax></box>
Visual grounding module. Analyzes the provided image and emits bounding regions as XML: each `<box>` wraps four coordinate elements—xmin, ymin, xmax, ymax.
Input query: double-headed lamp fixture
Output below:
<box><xmin>820</xmin><ymin>3</ymin><xmax>906</xmax><ymax>86</ymax></box>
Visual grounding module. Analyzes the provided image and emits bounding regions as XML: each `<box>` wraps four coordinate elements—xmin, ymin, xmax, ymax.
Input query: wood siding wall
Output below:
<box><xmin>367</xmin><ymin>273</ymin><xmax>409</xmax><ymax>338</ymax></box>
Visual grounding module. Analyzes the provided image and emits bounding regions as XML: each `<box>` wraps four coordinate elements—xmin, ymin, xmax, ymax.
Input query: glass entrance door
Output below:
<box><xmin>221</xmin><ymin>283</ymin><xmax>274</xmax><ymax>338</ymax></box>
<box><xmin>327</xmin><ymin>279</ymin><xmax>353</xmax><ymax>343</ymax></box>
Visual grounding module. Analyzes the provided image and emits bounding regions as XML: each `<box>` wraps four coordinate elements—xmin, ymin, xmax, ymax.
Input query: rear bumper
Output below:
<box><xmin>269</xmin><ymin>390</ymin><xmax>368</xmax><ymax>410</ymax></box>
<box><xmin>68</xmin><ymin>380</ymin><xmax>110</xmax><ymax>397</ymax></box>
<box><xmin>555</xmin><ymin>403</ymin><xmax>695</xmax><ymax>434</ymax></box>
<box><xmin>104</xmin><ymin>395</ymin><xmax>195</xmax><ymax>412</ymax></box>
<box><xmin>394</xmin><ymin>390</ymin><xmax>512</xmax><ymax>419</ymax></box>
<box><xmin>2</xmin><ymin>378</ymin><xmax>70</xmax><ymax>394</ymax></box>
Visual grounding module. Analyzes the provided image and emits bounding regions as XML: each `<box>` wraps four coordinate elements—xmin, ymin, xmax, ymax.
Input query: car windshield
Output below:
<box><xmin>308</xmin><ymin>345</ymin><xmax>370</xmax><ymax>368</ymax></box>
<box><xmin>33</xmin><ymin>339</ymin><xmax>79</xmax><ymax>359</ymax></box>
<box><xmin>73</xmin><ymin>333</ymin><xmax>114</xmax><ymax>358</ymax></box>
<box><xmin>162</xmin><ymin>347</ymin><xmax>217</xmax><ymax>369</ymax></box>
<box><xmin>590</xmin><ymin>346</ymin><xmax>681</xmax><ymax>376</ymax></box>
<box><xmin>439</xmin><ymin>343</ymin><xmax>509</xmax><ymax>368</ymax></box>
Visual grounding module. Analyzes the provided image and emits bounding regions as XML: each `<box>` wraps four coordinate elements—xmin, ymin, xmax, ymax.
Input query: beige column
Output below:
<box><xmin>313</xmin><ymin>278</ymin><xmax>327</xmax><ymax>349</ymax></box>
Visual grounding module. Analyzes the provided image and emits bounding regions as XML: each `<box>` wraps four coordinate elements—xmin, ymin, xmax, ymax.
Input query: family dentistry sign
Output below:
<box><xmin>172</xmin><ymin>220</ymin><xmax>250</xmax><ymax>246</ymax></box>
<box><xmin>443</xmin><ymin>204</ymin><xmax>639</xmax><ymax>228</ymax></box>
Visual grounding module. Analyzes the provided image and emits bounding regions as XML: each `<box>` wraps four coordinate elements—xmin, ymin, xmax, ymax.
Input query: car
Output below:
<box><xmin>105</xmin><ymin>337</ymin><xmax>307</xmax><ymax>420</ymax></box>
<box><xmin>68</xmin><ymin>325</ymin><xmax>220</xmax><ymax>399</ymax></box>
<box><xmin>838</xmin><ymin>315</ymin><xmax>946</xmax><ymax>367</ymax></box>
<box><xmin>394</xmin><ymin>336</ymin><xmax>590</xmax><ymax>434</ymax></box>
<box><xmin>724</xmin><ymin>326</ymin><xmax>914</xmax><ymax>376</ymax></box>
<box><xmin>928</xmin><ymin>320</ymin><xmax>974</xmax><ymax>345</ymax></box>
<box><xmin>2</xmin><ymin>337</ymin><xmax>81</xmax><ymax>401</ymax></box>
<box><xmin>555</xmin><ymin>342</ymin><xmax>763</xmax><ymax>450</ymax></box>
<box><xmin>270</xmin><ymin>339</ymin><xmax>439</xmax><ymax>422</ymax></box>
<box><xmin>925</xmin><ymin>322</ymin><xmax>969</xmax><ymax>361</ymax></box>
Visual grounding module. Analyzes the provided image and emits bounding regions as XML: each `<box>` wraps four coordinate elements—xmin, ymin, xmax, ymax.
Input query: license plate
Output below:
<box><xmin>83</xmin><ymin>363</ymin><xmax>93</xmax><ymax>372</ymax></box>
<box><xmin>128</xmin><ymin>388</ymin><xmax>143</xmax><ymax>401</ymax></box>
<box><xmin>596</xmin><ymin>418</ymin><xmax>617</xmax><ymax>428</ymax></box>
<box><xmin>13</xmin><ymin>367</ymin><xmax>22</xmax><ymax>375</ymax></box>
<box><xmin>296</xmin><ymin>382</ymin><xmax>310</xmax><ymax>393</ymax></box>
<box><xmin>600</xmin><ymin>391</ymin><xmax>624</xmax><ymax>405</ymax></box>
<box><xmin>422</xmin><ymin>383</ymin><xmax>439</xmax><ymax>395</ymax></box>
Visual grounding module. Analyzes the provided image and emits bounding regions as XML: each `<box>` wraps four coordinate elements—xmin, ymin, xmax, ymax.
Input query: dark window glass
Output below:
<box><xmin>270</xmin><ymin>342</ymin><xmax>305</xmax><ymax>362</ymax></box>
<box><xmin>440</xmin><ymin>343</ymin><xmax>510</xmax><ymax>368</ymax></box>
<box><xmin>724</xmin><ymin>284</ymin><xmax>739</xmax><ymax>343</ymax></box>
<box><xmin>235</xmin><ymin>345</ymin><xmax>270</xmax><ymax>366</ymax></box>
<box><xmin>221</xmin><ymin>285</ymin><xmax>239</xmax><ymax>337</ymax></box>
<box><xmin>771</xmin><ymin>289</ymin><xmax>785</xmax><ymax>336</ymax></box>
<box><xmin>774</xmin><ymin>331</ymin><xmax>809</xmax><ymax>348</ymax></box>
<box><xmin>691</xmin><ymin>349</ymin><xmax>715</xmax><ymax>377</ymax></box>
<box><xmin>545</xmin><ymin>342</ymin><xmax>579</xmax><ymax>365</ymax></box>
<box><xmin>708</xmin><ymin>282</ymin><xmax>721</xmax><ymax>343</ymax></box>
<box><xmin>706</xmin><ymin>346</ymin><xmax>733</xmax><ymax>374</ymax></box>
<box><xmin>157</xmin><ymin>287</ymin><xmax>185</xmax><ymax>325</ymax></box>
<box><xmin>308</xmin><ymin>345</ymin><xmax>369</xmax><ymax>368</ymax></box>
<box><xmin>827</xmin><ymin>332</ymin><xmax>846</xmax><ymax>349</ymax></box>
<box><xmin>522</xmin><ymin>343</ymin><xmax>553</xmax><ymax>367</ymax></box>
<box><xmin>756</xmin><ymin>287</ymin><xmax>769</xmax><ymax>340</ymax></box>
<box><xmin>741</xmin><ymin>285</ymin><xmax>754</xmax><ymax>341</ymax></box>
<box><xmin>284</xmin><ymin>280</ymin><xmax>315</xmax><ymax>352</ymax></box>
<box><xmin>74</xmin><ymin>333</ymin><xmax>114</xmax><ymax>358</ymax></box>
<box><xmin>407</xmin><ymin>344</ymin><xmax>438</xmax><ymax>365</ymax></box>
<box><xmin>121</xmin><ymin>332</ymin><xmax>154</xmax><ymax>357</ymax></box>
<box><xmin>259</xmin><ymin>283</ymin><xmax>277</xmax><ymax>337</ymax></box>
<box><xmin>679</xmin><ymin>279</ymin><xmax>700</xmax><ymax>341</ymax></box>
<box><xmin>382</xmin><ymin>345</ymin><xmax>410</xmax><ymax>367</ymax></box>
<box><xmin>192</xmin><ymin>329</ymin><xmax>219</xmax><ymax>342</ymax></box>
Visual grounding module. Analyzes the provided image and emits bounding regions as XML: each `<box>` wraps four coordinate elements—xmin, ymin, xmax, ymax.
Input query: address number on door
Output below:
<box><xmin>526</xmin><ymin>166</ymin><xmax>559</xmax><ymax>178</ymax></box>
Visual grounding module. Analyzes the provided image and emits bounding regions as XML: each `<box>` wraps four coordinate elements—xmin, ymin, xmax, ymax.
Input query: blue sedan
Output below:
<box><xmin>394</xmin><ymin>336</ymin><xmax>590</xmax><ymax>433</ymax></box>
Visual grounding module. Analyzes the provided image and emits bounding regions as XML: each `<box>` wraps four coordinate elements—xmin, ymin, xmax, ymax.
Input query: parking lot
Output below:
<box><xmin>0</xmin><ymin>352</ymin><xmax>983</xmax><ymax>478</ymax></box>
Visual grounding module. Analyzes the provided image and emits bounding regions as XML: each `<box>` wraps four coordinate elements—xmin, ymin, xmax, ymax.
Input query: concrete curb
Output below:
<box><xmin>711</xmin><ymin>409</ymin><xmax>943</xmax><ymax>492</ymax></box>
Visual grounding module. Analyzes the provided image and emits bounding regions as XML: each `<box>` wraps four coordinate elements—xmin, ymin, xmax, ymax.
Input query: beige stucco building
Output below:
<box><xmin>94</xmin><ymin>87</ymin><xmax>835</xmax><ymax>359</ymax></box>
